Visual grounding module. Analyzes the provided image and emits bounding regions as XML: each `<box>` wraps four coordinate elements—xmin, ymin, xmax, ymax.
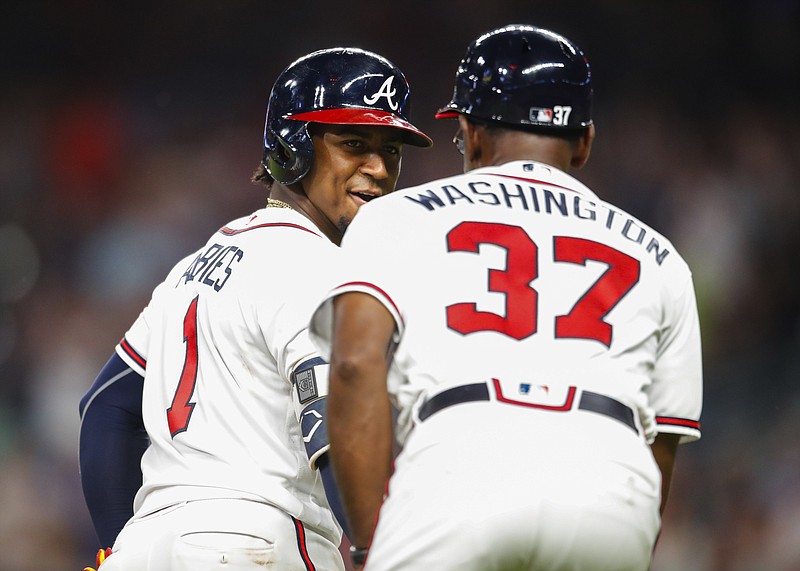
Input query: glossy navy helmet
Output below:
<box><xmin>262</xmin><ymin>47</ymin><xmax>432</xmax><ymax>185</ymax></box>
<box><xmin>436</xmin><ymin>25</ymin><xmax>592</xmax><ymax>129</ymax></box>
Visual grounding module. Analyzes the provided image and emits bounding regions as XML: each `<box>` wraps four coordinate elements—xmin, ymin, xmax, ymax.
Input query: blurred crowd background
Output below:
<box><xmin>2</xmin><ymin>1</ymin><xmax>799</xmax><ymax>569</ymax></box>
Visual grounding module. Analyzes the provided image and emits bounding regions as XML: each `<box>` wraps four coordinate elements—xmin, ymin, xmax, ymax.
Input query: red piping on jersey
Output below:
<box><xmin>292</xmin><ymin>517</ymin><xmax>316</xmax><ymax>571</ymax></box>
<box><xmin>218</xmin><ymin>222</ymin><xmax>321</xmax><ymax>237</ymax></box>
<box><xmin>483</xmin><ymin>172</ymin><xmax>579</xmax><ymax>194</ymax></box>
<box><xmin>119</xmin><ymin>337</ymin><xmax>146</xmax><ymax>369</ymax></box>
<box><xmin>336</xmin><ymin>281</ymin><xmax>404</xmax><ymax>327</ymax></box>
<box><xmin>493</xmin><ymin>379</ymin><xmax>577</xmax><ymax>411</ymax></box>
<box><xmin>656</xmin><ymin>416</ymin><xmax>701</xmax><ymax>430</ymax></box>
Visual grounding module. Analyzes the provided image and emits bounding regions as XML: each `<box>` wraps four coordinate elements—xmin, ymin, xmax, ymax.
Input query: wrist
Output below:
<box><xmin>349</xmin><ymin>545</ymin><xmax>368</xmax><ymax>567</ymax></box>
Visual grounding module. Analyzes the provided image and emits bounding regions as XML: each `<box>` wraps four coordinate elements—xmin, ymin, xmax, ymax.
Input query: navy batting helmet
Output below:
<box><xmin>436</xmin><ymin>25</ymin><xmax>592</xmax><ymax>130</ymax></box>
<box><xmin>262</xmin><ymin>47</ymin><xmax>432</xmax><ymax>185</ymax></box>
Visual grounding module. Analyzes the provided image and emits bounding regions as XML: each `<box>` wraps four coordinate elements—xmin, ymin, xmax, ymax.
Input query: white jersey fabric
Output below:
<box><xmin>312</xmin><ymin>160</ymin><xmax>702</xmax><ymax>445</ymax></box>
<box><xmin>310</xmin><ymin>160</ymin><xmax>703</xmax><ymax>570</ymax></box>
<box><xmin>116</xmin><ymin>206</ymin><xmax>342</xmax><ymax>546</ymax></box>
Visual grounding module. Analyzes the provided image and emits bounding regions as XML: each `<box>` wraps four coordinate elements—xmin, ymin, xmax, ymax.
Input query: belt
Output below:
<box><xmin>416</xmin><ymin>382</ymin><xmax>637</xmax><ymax>434</ymax></box>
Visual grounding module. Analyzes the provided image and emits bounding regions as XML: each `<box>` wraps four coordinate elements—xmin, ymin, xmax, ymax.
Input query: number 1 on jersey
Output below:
<box><xmin>167</xmin><ymin>296</ymin><xmax>199</xmax><ymax>437</ymax></box>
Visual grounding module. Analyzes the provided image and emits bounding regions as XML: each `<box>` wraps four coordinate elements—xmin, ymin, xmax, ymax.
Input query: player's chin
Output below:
<box><xmin>335</xmin><ymin>214</ymin><xmax>352</xmax><ymax>235</ymax></box>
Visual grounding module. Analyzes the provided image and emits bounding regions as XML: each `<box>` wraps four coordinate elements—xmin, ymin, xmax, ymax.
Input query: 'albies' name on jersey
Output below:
<box><xmin>178</xmin><ymin>243</ymin><xmax>244</xmax><ymax>291</ymax></box>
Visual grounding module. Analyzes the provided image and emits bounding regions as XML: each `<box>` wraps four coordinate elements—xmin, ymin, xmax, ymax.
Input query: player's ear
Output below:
<box><xmin>571</xmin><ymin>124</ymin><xmax>595</xmax><ymax>169</ymax></box>
<box><xmin>460</xmin><ymin>115</ymin><xmax>484</xmax><ymax>170</ymax></box>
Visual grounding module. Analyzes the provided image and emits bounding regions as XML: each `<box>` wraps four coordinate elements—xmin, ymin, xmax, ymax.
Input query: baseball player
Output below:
<box><xmin>78</xmin><ymin>47</ymin><xmax>431</xmax><ymax>570</ymax></box>
<box><xmin>310</xmin><ymin>25</ymin><xmax>702</xmax><ymax>570</ymax></box>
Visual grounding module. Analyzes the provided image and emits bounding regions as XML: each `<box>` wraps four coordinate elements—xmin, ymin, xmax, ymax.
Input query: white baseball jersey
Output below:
<box><xmin>309</xmin><ymin>160</ymin><xmax>702</xmax><ymax>570</ymax></box>
<box><xmin>312</xmin><ymin>160</ymin><xmax>702</xmax><ymax>445</ymax></box>
<box><xmin>116</xmin><ymin>206</ymin><xmax>342</xmax><ymax>544</ymax></box>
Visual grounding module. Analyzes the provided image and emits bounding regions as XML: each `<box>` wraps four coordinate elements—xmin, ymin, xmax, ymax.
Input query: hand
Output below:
<box><xmin>83</xmin><ymin>547</ymin><xmax>112</xmax><ymax>571</ymax></box>
<box><xmin>350</xmin><ymin>545</ymin><xmax>368</xmax><ymax>569</ymax></box>
<box><xmin>633</xmin><ymin>395</ymin><xmax>657</xmax><ymax>444</ymax></box>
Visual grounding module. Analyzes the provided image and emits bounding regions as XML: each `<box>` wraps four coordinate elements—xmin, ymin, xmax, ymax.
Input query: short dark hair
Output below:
<box><xmin>251</xmin><ymin>163</ymin><xmax>274</xmax><ymax>189</ymax></box>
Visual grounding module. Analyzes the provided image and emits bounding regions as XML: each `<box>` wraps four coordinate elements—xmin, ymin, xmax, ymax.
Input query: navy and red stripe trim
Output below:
<box><xmin>291</xmin><ymin>516</ymin><xmax>316</xmax><ymax>571</ymax></box>
<box><xmin>119</xmin><ymin>337</ymin><xmax>146</xmax><ymax>369</ymax></box>
<box><xmin>656</xmin><ymin>416</ymin><xmax>701</xmax><ymax>431</ymax></box>
<box><xmin>218</xmin><ymin>222</ymin><xmax>320</xmax><ymax>237</ymax></box>
<box><xmin>336</xmin><ymin>281</ymin><xmax>404</xmax><ymax>327</ymax></box>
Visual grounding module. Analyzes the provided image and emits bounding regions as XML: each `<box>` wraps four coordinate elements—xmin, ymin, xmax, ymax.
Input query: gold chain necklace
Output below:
<box><xmin>266</xmin><ymin>198</ymin><xmax>293</xmax><ymax>209</ymax></box>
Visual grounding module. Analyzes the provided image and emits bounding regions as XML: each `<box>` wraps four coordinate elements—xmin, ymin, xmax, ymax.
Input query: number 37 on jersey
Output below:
<box><xmin>445</xmin><ymin>221</ymin><xmax>640</xmax><ymax>346</ymax></box>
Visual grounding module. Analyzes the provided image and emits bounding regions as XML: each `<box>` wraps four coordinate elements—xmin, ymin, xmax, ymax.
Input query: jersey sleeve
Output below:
<box><xmin>255</xmin><ymin>231</ymin><xmax>343</xmax><ymax>378</ymax></box>
<box><xmin>116</xmin><ymin>333</ymin><xmax>147</xmax><ymax>376</ymax></box>
<box><xmin>647</xmin><ymin>274</ymin><xmax>703</xmax><ymax>443</ymax></box>
<box><xmin>309</xmin><ymin>205</ymin><xmax>404</xmax><ymax>360</ymax></box>
<box><xmin>250</xmin><ymin>230</ymin><xmax>345</xmax><ymax>469</ymax></box>
<box><xmin>114</xmin><ymin>265</ymin><xmax>190</xmax><ymax>375</ymax></box>
<box><xmin>114</xmin><ymin>301</ymin><xmax>150</xmax><ymax>375</ymax></box>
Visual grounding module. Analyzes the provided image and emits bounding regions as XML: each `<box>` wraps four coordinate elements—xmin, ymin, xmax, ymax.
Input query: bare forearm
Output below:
<box><xmin>327</xmin><ymin>292</ymin><xmax>398</xmax><ymax>548</ymax></box>
<box><xmin>650</xmin><ymin>432</ymin><xmax>680</xmax><ymax>515</ymax></box>
<box><xmin>328</xmin><ymin>371</ymin><xmax>393</xmax><ymax>547</ymax></box>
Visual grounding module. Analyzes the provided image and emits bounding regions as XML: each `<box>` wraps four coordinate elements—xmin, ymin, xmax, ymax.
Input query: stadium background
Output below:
<box><xmin>1</xmin><ymin>1</ymin><xmax>798</xmax><ymax>569</ymax></box>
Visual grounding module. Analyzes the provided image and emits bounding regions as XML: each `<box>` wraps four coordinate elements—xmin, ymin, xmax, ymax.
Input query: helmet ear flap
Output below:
<box><xmin>262</xmin><ymin>123</ymin><xmax>314</xmax><ymax>185</ymax></box>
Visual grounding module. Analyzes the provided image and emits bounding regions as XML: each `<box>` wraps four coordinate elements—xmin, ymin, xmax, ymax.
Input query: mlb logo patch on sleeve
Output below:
<box><xmin>294</xmin><ymin>368</ymin><xmax>319</xmax><ymax>404</ymax></box>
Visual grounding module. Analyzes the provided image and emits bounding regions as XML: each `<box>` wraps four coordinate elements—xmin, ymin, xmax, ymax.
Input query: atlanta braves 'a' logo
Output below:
<box><xmin>363</xmin><ymin>76</ymin><xmax>399</xmax><ymax>111</ymax></box>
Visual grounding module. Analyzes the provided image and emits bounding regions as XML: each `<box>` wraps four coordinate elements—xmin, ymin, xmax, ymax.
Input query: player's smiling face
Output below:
<box><xmin>301</xmin><ymin>123</ymin><xmax>403</xmax><ymax>239</ymax></box>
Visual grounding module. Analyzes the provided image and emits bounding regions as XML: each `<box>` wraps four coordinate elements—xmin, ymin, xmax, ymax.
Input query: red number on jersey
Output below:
<box><xmin>554</xmin><ymin>236</ymin><xmax>640</xmax><ymax>346</ymax></box>
<box><xmin>167</xmin><ymin>296</ymin><xmax>199</xmax><ymax>436</ymax></box>
<box><xmin>446</xmin><ymin>222</ymin><xmax>538</xmax><ymax>340</ymax></box>
<box><xmin>445</xmin><ymin>222</ymin><xmax>640</xmax><ymax>346</ymax></box>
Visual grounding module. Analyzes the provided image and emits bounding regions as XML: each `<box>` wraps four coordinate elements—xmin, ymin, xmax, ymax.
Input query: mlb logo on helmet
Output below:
<box><xmin>530</xmin><ymin>107</ymin><xmax>553</xmax><ymax>123</ymax></box>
